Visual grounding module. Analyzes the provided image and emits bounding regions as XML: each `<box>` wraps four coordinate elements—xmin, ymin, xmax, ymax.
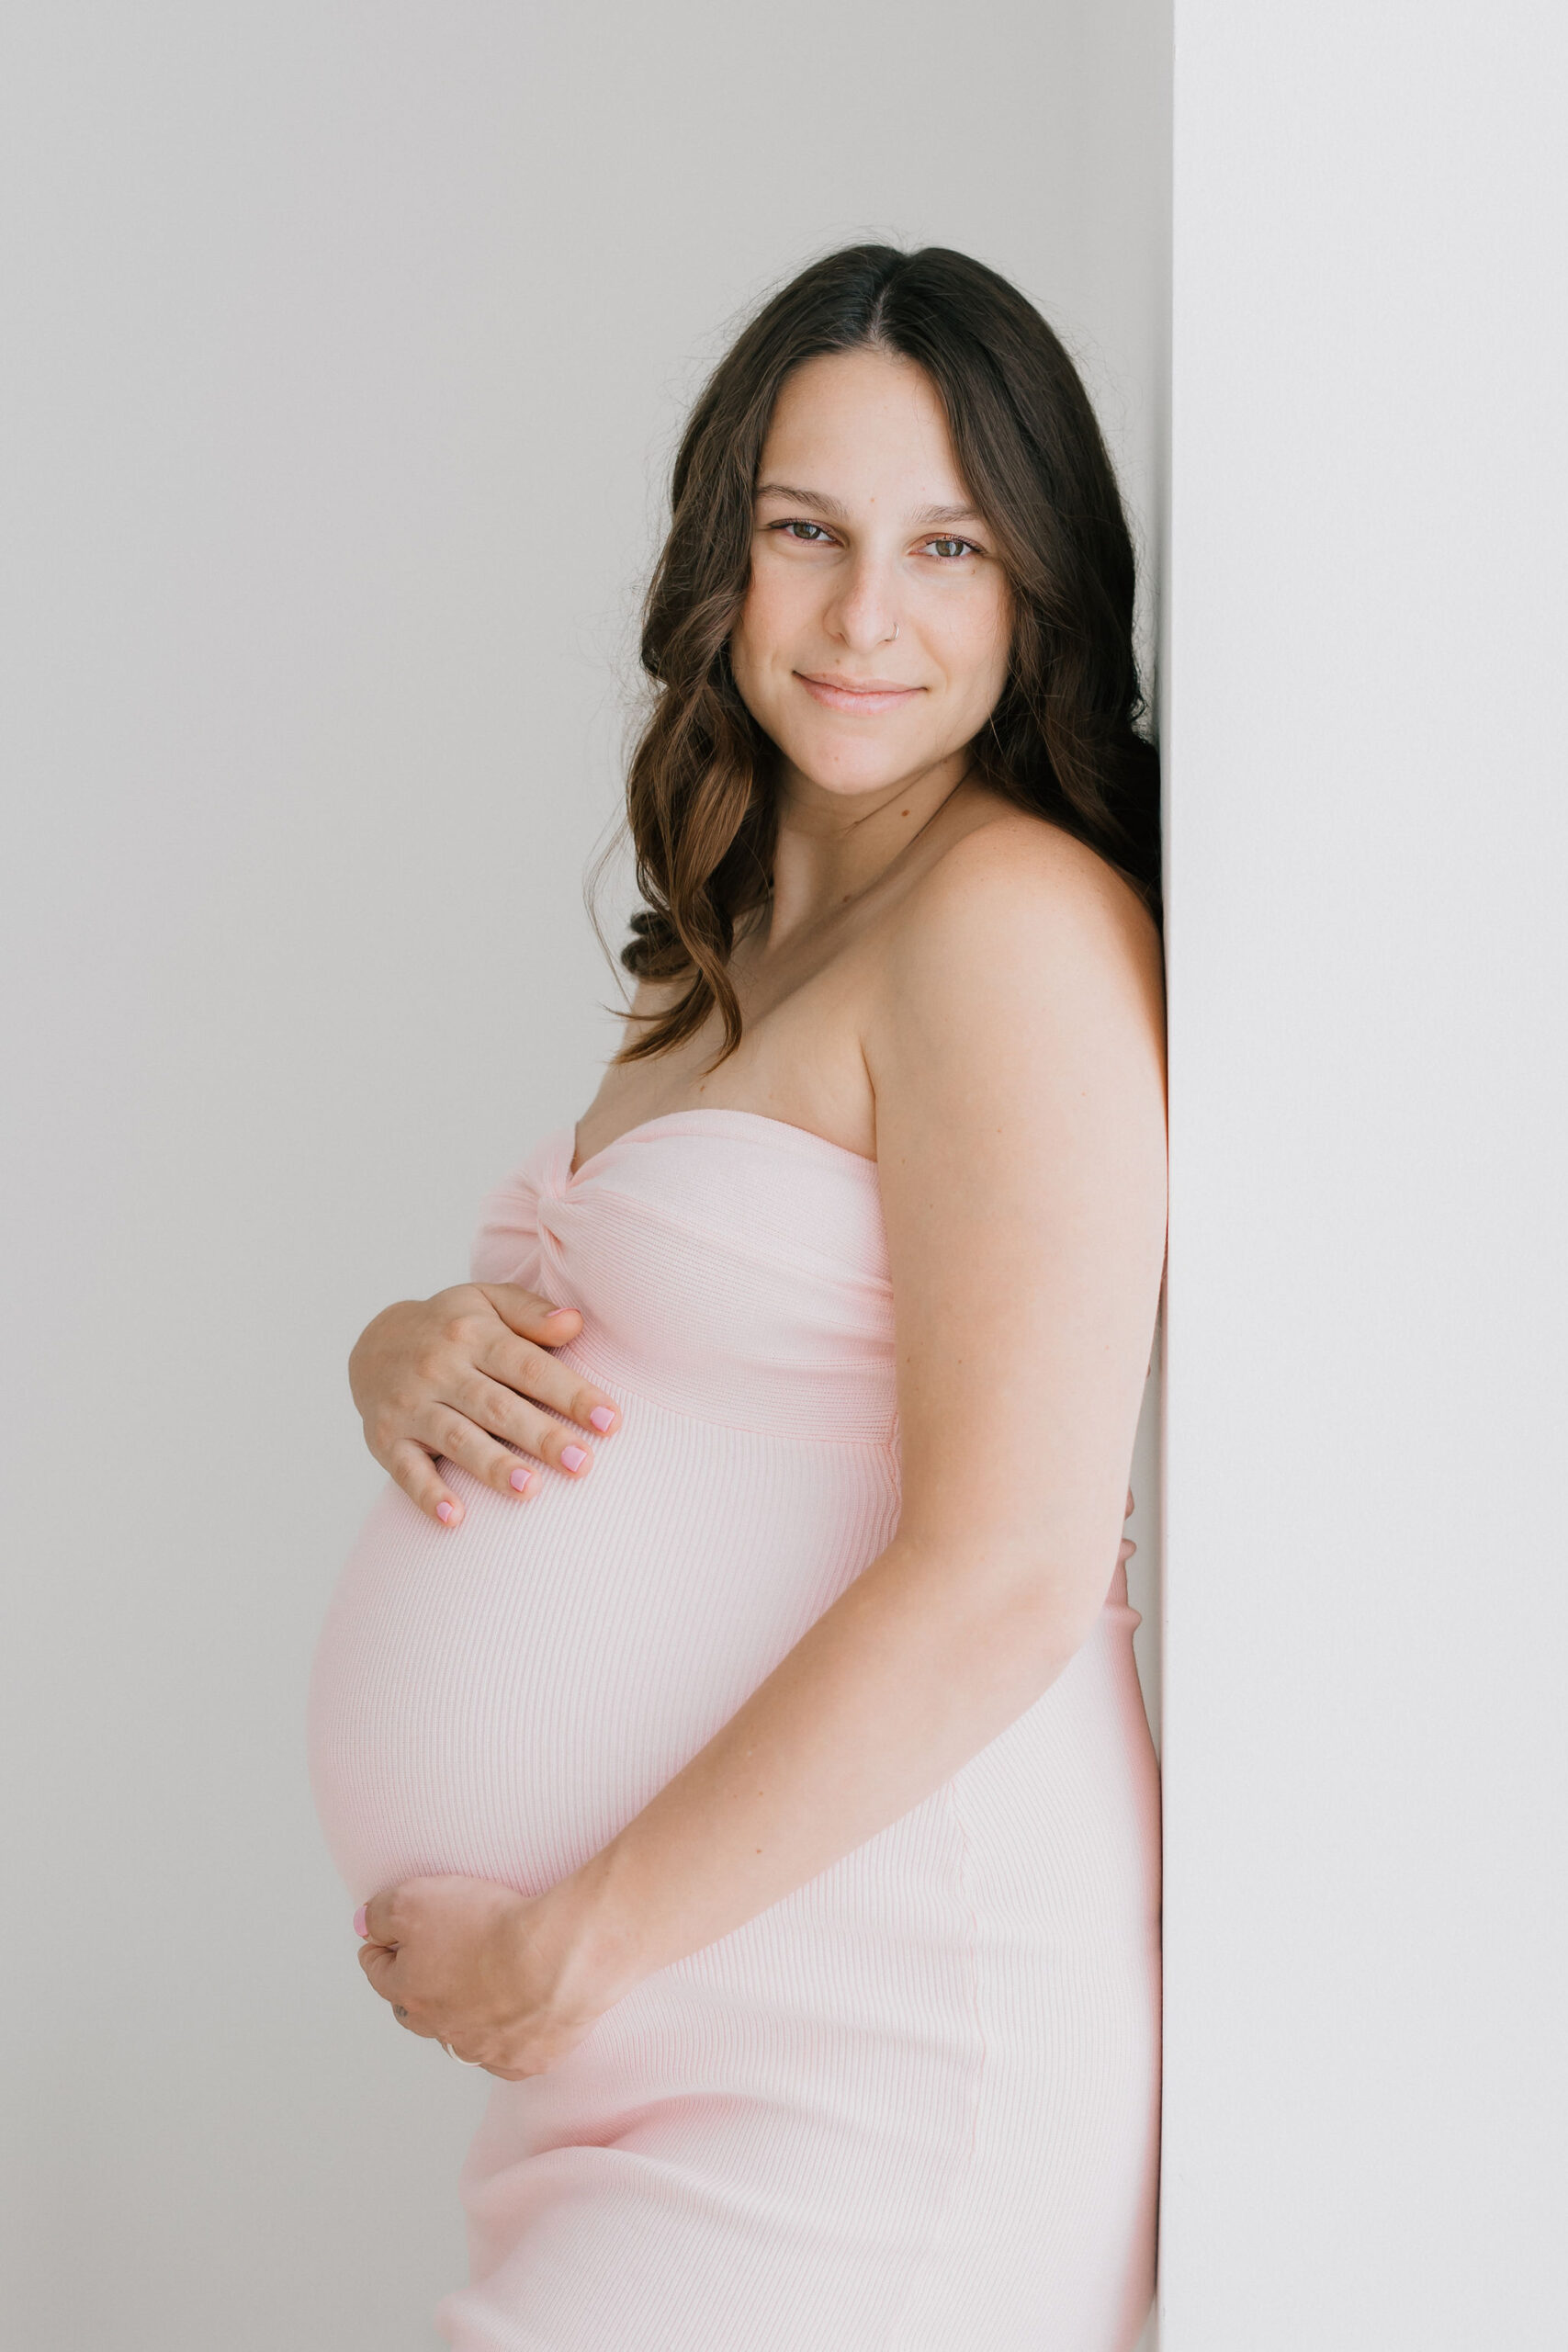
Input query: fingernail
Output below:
<box><xmin>436</xmin><ymin>1499</ymin><xmax>456</xmax><ymax>1524</ymax></box>
<box><xmin>547</xmin><ymin>1304</ymin><xmax>576</xmax><ymax>1320</ymax></box>
<box><xmin>588</xmin><ymin>1407</ymin><xmax>615</xmax><ymax>1431</ymax></box>
<box><xmin>510</xmin><ymin>1465</ymin><xmax>535</xmax><ymax>1494</ymax></box>
<box><xmin>353</xmin><ymin>1905</ymin><xmax>368</xmax><ymax>1939</ymax></box>
<box><xmin>560</xmin><ymin>1445</ymin><xmax>589</xmax><ymax>1473</ymax></box>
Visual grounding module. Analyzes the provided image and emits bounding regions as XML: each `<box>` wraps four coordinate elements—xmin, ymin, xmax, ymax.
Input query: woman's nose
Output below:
<box><xmin>822</xmin><ymin>554</ymin><xmax>900</xmax><ymax>653</ymax></box>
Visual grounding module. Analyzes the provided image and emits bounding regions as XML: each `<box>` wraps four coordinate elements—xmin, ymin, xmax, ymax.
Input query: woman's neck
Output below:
<box><xmin>761</xmin><ymin>751</ymin><xmax>976</xmax><ymax>956</ymax></box>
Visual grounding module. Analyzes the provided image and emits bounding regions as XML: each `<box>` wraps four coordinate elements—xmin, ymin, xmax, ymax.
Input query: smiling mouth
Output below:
<box><xmin>795</xmin><ymin>672</ymin><xmax>923</xmax><ymax>712</ymax></box>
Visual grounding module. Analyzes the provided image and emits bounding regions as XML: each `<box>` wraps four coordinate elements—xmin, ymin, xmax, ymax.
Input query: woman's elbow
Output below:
<box><xmin>948</xmin><ymin>1540</ymin><xmax>1117</xmax><ymax>1694</ymax></box>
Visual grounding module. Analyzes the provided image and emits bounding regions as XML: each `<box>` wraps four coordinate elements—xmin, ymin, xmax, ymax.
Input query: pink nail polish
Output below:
<box><xmin>353</xmin><ymin>1905</ymin><xmax>368</xmax><ymax>1939</ymax></box>
<box><xmin>436</xmin><ymin>1499</ymin><xmax>456</xmax><ymax>1523</ymax></box>
<box><xmin>510</xmin><ymin>1465</ymin><xmax>534</xmax><ymax>1493</ymax></box>
<box><xmin>588</xmin><ymin>1407</ymin><xmax>615</xmax><ymax>1431</ymax></box>
<box><xmin>560</xmin><ymin>1444</ymin><xmax>589</xmax><ymax>1473</ymax></box>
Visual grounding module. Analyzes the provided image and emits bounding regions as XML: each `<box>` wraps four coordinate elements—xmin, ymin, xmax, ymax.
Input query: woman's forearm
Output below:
<box><xmin>552</xmin><ymin>1532</ymin><xmax>1108</xmax><ymax>2008</ymax></box>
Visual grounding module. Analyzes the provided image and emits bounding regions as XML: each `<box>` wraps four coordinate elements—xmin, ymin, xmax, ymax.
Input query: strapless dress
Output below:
<box><xmin>307</xmin><ymin>1108</ymin><xmax>1160</xmax><ymax>2351</ymax></box>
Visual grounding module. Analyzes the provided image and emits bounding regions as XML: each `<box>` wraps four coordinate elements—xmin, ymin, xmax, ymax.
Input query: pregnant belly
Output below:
<box><xmin>307</xmin><ymin>1395</ymin><xmax>900</xmax><ymax>1903</ymax></box>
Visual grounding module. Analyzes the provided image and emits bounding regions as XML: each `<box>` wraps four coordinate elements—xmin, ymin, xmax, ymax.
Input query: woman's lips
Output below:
<box><xmin>796</xmin><ymin>672</ymin><xmax>923</xmax><ymax>715</ymax></box>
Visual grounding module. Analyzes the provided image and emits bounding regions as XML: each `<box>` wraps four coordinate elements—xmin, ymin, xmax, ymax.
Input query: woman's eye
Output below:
<box><xmin>923</xmin><ymin>536</ymin><xmax>976</xmax><ymax>560</ymax></box>
<box><xmin>778</xmin><ymin>520</ymin><xmax>833</xmax><ymax>542</ymax></box>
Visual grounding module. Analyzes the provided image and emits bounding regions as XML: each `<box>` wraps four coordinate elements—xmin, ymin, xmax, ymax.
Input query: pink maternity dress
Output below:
<box><xmin>307</xmin><ymin>1108</ymin><xmax>1161</xmax><ymax>2350</ymax></box>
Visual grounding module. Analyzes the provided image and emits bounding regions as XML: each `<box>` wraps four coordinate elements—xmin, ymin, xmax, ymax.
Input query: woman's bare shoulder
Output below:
<box><xmin>887</xmin><ymin>805</ymin><xmax>1164</xmax><ymax>1011</ymax></box>
<box><xmin>863</xmin><ymin>807</ymin><xmax>1167</xmax><ymax>1182</ymax></box>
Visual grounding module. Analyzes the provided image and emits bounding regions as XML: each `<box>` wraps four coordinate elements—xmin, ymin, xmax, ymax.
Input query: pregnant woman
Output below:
<box><xmin>308</xmin><ymin>243</ymin><xmax>1168</xmax><ymax>2350</ymax></box>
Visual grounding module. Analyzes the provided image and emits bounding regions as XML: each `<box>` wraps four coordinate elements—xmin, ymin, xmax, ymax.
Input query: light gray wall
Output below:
<box><xmin>0</xmin><ymin>6</ymin><xmax>1170</xmax><ymax>2345</ymax></box>
<box><xmin>1161</xmin><ymin>2</ymin><xmax>1566</xmax><ymax>2343</ymax></box>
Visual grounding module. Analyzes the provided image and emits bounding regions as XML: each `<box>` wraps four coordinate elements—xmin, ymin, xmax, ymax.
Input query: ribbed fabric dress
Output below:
<box><xmin>307</xmin><ymin>1109</ymin><xmax>1161</xmax><ymax>2351</ymax></box>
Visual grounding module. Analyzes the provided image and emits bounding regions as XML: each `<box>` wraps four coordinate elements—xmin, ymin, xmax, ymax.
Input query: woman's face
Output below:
<box><xmin>729</xmin><ymin>348</ymin><xmax>1013</xmax><ymax>806</ymax></box>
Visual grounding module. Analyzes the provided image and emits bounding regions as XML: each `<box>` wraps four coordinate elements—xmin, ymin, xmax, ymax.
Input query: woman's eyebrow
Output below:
<box><xmin>754</xmin><ymin>482</ymin><xmax>851</xmax><ymax>518</ymax></box>
<box><xmin>754</xmin><ymin>483</ymin><xmax>985</xmax><ymax>529</ymax></box>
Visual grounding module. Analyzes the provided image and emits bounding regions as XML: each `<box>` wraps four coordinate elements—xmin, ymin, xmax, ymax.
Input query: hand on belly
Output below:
<box><xmin>356</xmin><ymin>1870</ymin><xmax>619</xmax><ymax>2079</ymax></box>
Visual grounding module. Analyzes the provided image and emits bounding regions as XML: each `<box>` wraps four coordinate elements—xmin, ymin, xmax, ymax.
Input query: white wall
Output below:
<box><xmin>1162</xmin><ymin>3</ymin><xmax>1567</xmax><ymax>2343</ymax></box>
<box><xmin>0</xmin><ymin>6</ymin><xmax>1170</xmax><ymax>2345</ymax></box>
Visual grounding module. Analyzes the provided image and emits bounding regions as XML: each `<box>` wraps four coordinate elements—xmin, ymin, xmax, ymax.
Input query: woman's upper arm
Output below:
<box><xmin>865</xmin><ymin>824</ymin><xmax>1168</xmax><ymax>1641</ymax></box>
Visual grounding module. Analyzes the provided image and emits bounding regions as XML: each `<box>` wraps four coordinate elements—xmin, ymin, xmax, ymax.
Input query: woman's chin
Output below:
<box><xmin>773</xmin><ymin>737</ymin><xmax>953</xmax><ymax>803</ymax></box>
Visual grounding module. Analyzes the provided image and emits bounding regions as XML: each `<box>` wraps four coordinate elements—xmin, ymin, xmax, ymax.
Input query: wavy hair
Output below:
<box><xmin>599</xmin><ymin>243</ymin><xmax>1161</xmax><ymax>1067</ymax></box>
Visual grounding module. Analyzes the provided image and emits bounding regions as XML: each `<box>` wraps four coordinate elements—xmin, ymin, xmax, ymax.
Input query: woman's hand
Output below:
<box><xmin>349</xmin><ymin>1284</ymin><xmax>621</xmax><ymax>1527</ymax></box>
<box><xmin>356</xmin><ymin>1873</ymin><xmax>616</xmax><ymax>2079</ymax></box>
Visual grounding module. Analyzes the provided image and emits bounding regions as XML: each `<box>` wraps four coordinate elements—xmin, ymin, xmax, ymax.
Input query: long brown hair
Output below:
<box><xmin>600</xmin><ymin>243</ymin><xmax>1161</xmax><ymax>1068</ymax></box>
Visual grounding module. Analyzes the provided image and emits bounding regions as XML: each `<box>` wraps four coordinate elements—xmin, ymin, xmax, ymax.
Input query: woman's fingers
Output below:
<box><xmin>357</xmin><ymin>1891</ymin><xmax>423</xmax><ymax>2019</ymax></box>
<box><xmin>384</xmin><ymin>1438</ymin><xmax>470</xmax><ymax>1527</ymax></box>
<box><xmin>352</xmin><ymin>1283</ymin><xmax>623</xmax><ymax>1532</ymax></box>
<box><xmin>374</xmin><ymin>1388</ymin><xmax>612</xmax><ymax>1525</ymax></box>
<box><xmin>360</xmin><ymin>1887</ymin><xmax>400</xmax><ymax>1948</ymax></box>
<box><xmin>360</xmin><ymin>1949</ymin><xmax>437</xmax><ymax>2039</ymax></box>
<box><xmin>476</xmin><ymin>1283</ymin><xmax>582</xmax><ymax>1344</ymax></box>
<box><xmin>467</xmin><ymin>1283</ymin><xmax>621</xmax><ymax>1435</ymax></box>
<box><xmin>423</xmin><ymin>1374</ymin><xmax>605</xmax><ymax>1483</ymax></box>
<box><xmin>475</xmin><ymin>1330</ymin><xmax>619</xmax><ymax>1439</ymax></box>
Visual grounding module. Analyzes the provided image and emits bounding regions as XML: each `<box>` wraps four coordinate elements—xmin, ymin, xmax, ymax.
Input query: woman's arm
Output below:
<box><xmin>360</xmin><ymin>823</ymin><xmax>1166</xmax><ymax>2067</ymax></box>
<box><xmin>561</xmin><ymin>824</ymin><xmax>1167</xmax><ymax>1990</ymax></box>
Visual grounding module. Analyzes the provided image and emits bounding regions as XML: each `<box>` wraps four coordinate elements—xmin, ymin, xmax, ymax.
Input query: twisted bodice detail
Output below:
<box><xmin>469</xmin><ymin>1109</ymin><xmax>898</xmax><ymax>1444</ymax></box>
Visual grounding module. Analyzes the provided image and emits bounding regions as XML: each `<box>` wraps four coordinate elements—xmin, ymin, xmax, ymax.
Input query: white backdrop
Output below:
<box><xmin>1162</xmin><ymin>2</ymin><xmax>1567</xmax><ymax>2343</ymax></box>
<box><xmin>0</xmin><ymin>6</ymin><xmax>1171</xmax><ymax>2345</ymax></box>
